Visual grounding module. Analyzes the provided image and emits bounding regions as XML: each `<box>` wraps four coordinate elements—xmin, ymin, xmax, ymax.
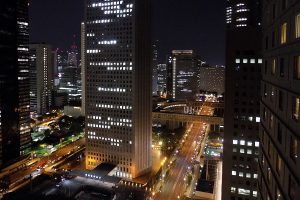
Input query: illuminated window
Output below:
<box><xmin>253</xmin><ymin>191</ymin><xmax>257</xmax><ymax>197</ymax></box>
<box><xmin>232</xmin><ymin>170</ymin><xmax>237</xmax><ymax>176</ymax></box>
<box><xmin>294</xmin><ymin>56</ymin><xmax>300</xmax><ymax>79</ymax></box>
<box><xmin>276</xmin><ymin>154</ymin><xmax>282</xmax><ymax>174</ymax></box>
<box><xmin>292</xmin><ymin>97</ymin><xmax>300</xmax><ymax>120</ymax></box>
<box><xmin>280</xmin><ymin>23</ymin><xmax>287</xmax><ymax>44</ymax></box>
<box><xmin>290</xmin><ymin>137</ymin><xmax>298</xmax><ymax>162</ymax></box>
<box><xmin>253</xmin><ymin>173</ymin><xmax>258</xmax><ymax>179</ymax></box>
<box><xmin>247</xmin><ymin>149</ymin><xmax>252</xmax><ymax>154</ymax></box>
<box><xmin>238</xmin><ymin>188</ymin><xmax>250</xmax><ymax>195</ymax></box>
<box><xmin>296</xmin><ymin>14</ymin><xmax>300</xmax><ymax>38</ymax></box>
<box><xmin>240</xmin><ymin>140</ymin><xmax>245</xmax><ymax>145</ymax></box>
<box><xmin>276</xmin><ymin>187</ymin><xmax>282</xmax><ymax>200</ymax></box>
<box><xmin>231</xmin><ymin>187</ymin><xmax>236</xmax><ymax>193</ymax></box>
<box><xmin>272</xmin><ymin>58</ymin><xmax>276</xmax><ymax>75</ymax></box>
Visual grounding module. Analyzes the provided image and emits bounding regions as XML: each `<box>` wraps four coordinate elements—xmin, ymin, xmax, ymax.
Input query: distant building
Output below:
<box><xmin>0</xmin><ymin>0</ymin><xmax>31</xmax><ymax>166</ymax></box>
<box><xmin>57</xmin><ymin>45</ymin><xmax>81</xmax><ymax>103</ymax></box>
<box><xmin>167</xmin><ymin>50</ymin><xmax>199</xmax><ymax>101</ymax></box>
<box><xmin>260</xmin><ymin>0</ymin><xmax>300</xmax><ymax>199</ymax></box>
<box><xmin>152</xmin><ymin>41</ymin><xmax>158</xmax><ymax>95</ymax></box>
<box><xmin>85</xmin><ymin>0</ymin><xmax>152</xmax><ymax>178</ymax></box>
<box><xmin>197</xmin><ymin>65</ymin><xmax>225</xmax><ymax>94</ymax></box>
<box><xmin>64</xmin><ymin>105</ymin><xmax>82</xmax><ymax>118</ymax></box>
<box><xmin>157</xmin><ymin>63</ymin><xmax>167</xmax><ymax>95</ymax></box>
<box><xmin>29</xmin><ymin>43</ymin><xmax>54</xmax><ymax>115</ymax></box>
<box><xmin>81</xmin><ymin>22</ymin><xmax>86</xmax><ymax>116</ymax></box>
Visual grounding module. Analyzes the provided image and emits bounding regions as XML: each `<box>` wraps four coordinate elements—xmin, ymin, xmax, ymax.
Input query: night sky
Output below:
<box><xmin>29</xmin><ymin>0</ymin><xmax>225</xmax><ymax>65</ymax></box>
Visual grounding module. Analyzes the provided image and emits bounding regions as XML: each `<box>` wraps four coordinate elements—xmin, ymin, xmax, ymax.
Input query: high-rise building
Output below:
<box><xmin>57</xmin><ymin>45</ymin><xmax>81</xmax><ymax>103</ymax></box>
<box><xmin>157</xmin><ymin>63</ymin><xmax>167</xmax><ymax>95</ymax></box>
<box><xmin>81</xmin><ymin>22</ymin><xmax>86</xmax><ymax>116</ymax></box>
<box><xmin>197</xmin><ymin>65</ymin><xmax>225</xmax><ymax>94</ymax></box>
<box><xmin>152</xmin><ymin>40</ymin><xmax>158</xmax><ymax>95</ymax></box>
<box><xmin>259</xmin><ymin>1</ymin><xmax>300</xmax><ymax>199</ymax></box>
<box><xmin>0</xmin><ymin>0</ymin><xmax>31</xmax><ymax>166</ymax></box>
<box><xmin>223</xmin><ymin>1</ymin><xmax>262</xmax><ymax>200</ymax></box>
<box><xmin>166</xmin><ymin>50</ymin><xmax>198</xmax><ymax>101</ymax></box>
<box><xmin>29</xmin><ymin>43</ymin><xmax>53</xmax><ymax>116</ymax></box>
<box><xmin>85</xmin><ymin>0</ymin><xmax>152</xmax><ymax>179</ymax></box>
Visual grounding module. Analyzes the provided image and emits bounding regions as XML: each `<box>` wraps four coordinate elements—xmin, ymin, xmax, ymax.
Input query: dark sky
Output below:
<box><xmin>29</xmin><ymin>0</ymin><xmax>225</xmax><ymax>65</ymax></box>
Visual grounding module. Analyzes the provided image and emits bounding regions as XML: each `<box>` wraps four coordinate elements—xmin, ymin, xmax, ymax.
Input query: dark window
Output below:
<box><xmin>282</xmin><ymin>0</ymin><xmax>287</xmax><ymax>10</ymax></box>
<box><xmin>265</xmin><ymin>36</ymin><xmax>269</xmax><ymax>49</ymax></box>
<box><xmin>279</xmin><ymin>58</ymin><xmax>284</xmax><ymax>77</ymax></box>
<box><xmin>272</xmin><ymin>31</ymin><xmax>275</xmax><ymax>47</ymax></box>
<box><xmin>272</xmin><ymin>4</ymin><xmax>276</xmax><ymax>19</ymax></box>
<box><xmin>278</xmin><ymin>90</ymin><xmax>283</xmax><ymax>110</ymax></box>
<box><xmin>294</xmin><ymin>56</ymin><xmax>300</xmax><ymax>80</ymax></box>
<box><xmin>289</xmin><ymin>176</ymin><xmax>296</xmax><ymax>200</ymax></box>
<box><xmin>277</xmin><ymin>123</ymin><xmax>282</xmax><ymax>144</ymax></box>
<box><xmin>268</xmin><ymin>140</ymin><xmax>271</xmax><ymax>157</ymax></box>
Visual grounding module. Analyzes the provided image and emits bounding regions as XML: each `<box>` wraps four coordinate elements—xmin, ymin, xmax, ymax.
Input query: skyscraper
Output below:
<box><xmin>167</xmin><ymin>50</ymin><xmax>198</xmax><ymax>101</ymax></box>
<box><xmin>152</xmin><ymin>40</ymin><xmax>158</xmax><ymax>95</ymax></box>
<box><xmin>85</xmin><ymin>0</ymin><xmax>152</xmax><ymax>179</ymax></box>
<box><xmin>259</xmin><ymin>1</ymin><xmax>300</xmax><ymax>199</ymax></box>
<box><xmin>29</xmin><ymin>43</ymin><xmax>53</xmax><ymax>115</ymax></box>
<box><xmin>157</xmin><ymin>63</ymin><xmax>167</xmax><ymax>96</ymax></box>
<box><xmin>197</xmin><ymin>65</ymin><xmax>225</xmax><ymax>95</ymax></box>
<box><xmin>0</xmin><ymin>0</ymin><xmax>31</xmax><ymax>166</ymax></box>
<box><xmin>58</xmin><ymin>44</ymin><xmax>81</xmax><ymax>103</ymax></box>
<box><xmin>81</xmin><ymin>22</ymin><xmax>86</xmax><ymax>116</ymax></box>
<box><xmin>223</xmin><ymin>1</ymin><xmax>262</xmax><ymax>200</ymax></box>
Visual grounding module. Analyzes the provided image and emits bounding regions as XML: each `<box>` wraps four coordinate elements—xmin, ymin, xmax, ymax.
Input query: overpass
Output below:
<box><xmin>153</xmin><ymin>101</ymin><xmax>224</xmax><ymax>131</ymax></box>
<box><xmin>159</xmin><ymin>101</ymin><xmax>224</xmax><ymax>110</ymax></box>
<box><xmin>157</xmin><ymin>101</ymin><xmax>224</xmax><ymax>116</ymax></box>
<box><xmin>152</xmin><ymin>112</ymin><xmax>224</xmax><ymax>131</ymax></box>
<box><xmin>153</xmin><ymin>112</ymin><xmax>223</xmax><ymax>125</ymax></box>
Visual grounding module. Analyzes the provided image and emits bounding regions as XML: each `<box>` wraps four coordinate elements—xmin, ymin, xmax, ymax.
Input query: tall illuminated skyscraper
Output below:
<box><xmin>223</xmin><ymin>0</ymin><xmax>262</xmax><ymax>200</ymax></box>
<box><xmin>152</xmin><ymin>40</ymin><xmax>158</xmax><ymax>95</ymax></box>
<box><xmin>84</xmin><ymin>0</ymin><xmax>152</xmax><ymax>179</ymax></box>
<box><xmin>167</xmin><ymin>50</ymin><xmax>198</xmax><ymax>101</ymax></box>
<box><xmin>29</xmin><ymin>43</ymin><xmax>53</xmax><ymax>115</ymax></box>
<box><xmin>81</xmin><ymin>22</ymin><xmax>86</xmax><ymax>116</ymax></box>
<box><xmin>0</xmin><ymin>0</ymin><xmax>31</xmax><ymax>166</ymax></box>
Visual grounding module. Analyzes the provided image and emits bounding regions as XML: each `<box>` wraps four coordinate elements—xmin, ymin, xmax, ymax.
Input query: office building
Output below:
<box><xmin>152</xmin><ymin>41</ymin><xmax>158</xmax><ymax>95</ymax></box>
<box><xmin>197</xmin><ymin>65</ymin><xmax>225</xmax><ymax>94</ymax></box>
<box><xmin>259</xmin><ymin>1</ymin><xmax>300</xmax><ymax>199</ymax></box>
<box><xmin>223</xmin><ymin>1</ymin><xmax>262</xmax><ymax>200</ymax></box>
<box><xmin>85</xmin><ymin>0</ymin><xmax>152</xmax><ymax>178</ymax></box>
<box><xmin>57</xmin><ymin>45</ymin><xmax>81</xmax><ymax>103</ymax></box>
<box><xmin>157</xmin><ymin>63</ymin><xmax>167</xmax><ymax>96</ymax></box>
<box><xmin>0</xmin><ymin>0</ymin><xmax>31</xmax><ymax>166</ymax></box>
<box><xmin>166</xmin><ymin>50</ymin><xmax>198</xmax><ymax>101</ymax></box>
<box><xmin>29</xmin><ymin>43</ymin><xmax>53</xmax><ymax>115</ymax></box>
<box><xmin>81</xmin><ymin>22</ymin><xmax>86</xmax><ymax>116</ymax></box>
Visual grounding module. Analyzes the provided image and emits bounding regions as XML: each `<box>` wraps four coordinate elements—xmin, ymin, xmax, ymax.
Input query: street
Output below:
<box><xmin>154</xmin><ymin>98</ymin><xmax>216</xmax><ymax>200</ymax></box>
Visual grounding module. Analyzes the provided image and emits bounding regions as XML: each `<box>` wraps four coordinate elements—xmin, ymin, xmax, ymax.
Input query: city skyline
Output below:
<box><xmin>29</xmin><ymin>0</ymin><xmax>225</xmax><ymax>65</ymax></box>
<box><xmin>0</xmin><ymin>0</ymin><xmax>300</xmax><ymax>199</ymax></box>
